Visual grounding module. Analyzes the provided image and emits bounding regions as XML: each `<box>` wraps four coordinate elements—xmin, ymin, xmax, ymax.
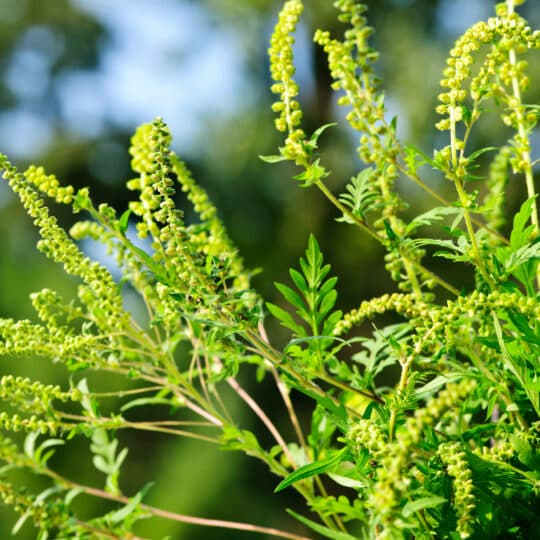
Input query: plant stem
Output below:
<box><xmin>44</xmin><ymin>471</ymin><xmax>313</xmax><ymax>540</ymax></box>
<box><xmin>448</xmin><ymin>105</ymin><xmax>494</xmax><ymax>287</ymax></box>
<box><xmin>506</xmin><ymin>0</ymin><xmax>540</xmax><ymax>288</ymax></box>
<box><xmin>259</xmin><ymin>321</ymin><xmax>308</xmax><ymax>449</ymax></box>
<box><xmin>227</xmin><ymin>377</ymin><xmax>296</xmax><ymax>466</ymax></box>
<box><xmin>316</xmin><ymin>179</ymin><xmax>381</xmax><ymax>242</ymax></box>
<box><xmin>316</xmin><ymin>179</ymin><xmax>459</xmax><ymax>295</ymax></box>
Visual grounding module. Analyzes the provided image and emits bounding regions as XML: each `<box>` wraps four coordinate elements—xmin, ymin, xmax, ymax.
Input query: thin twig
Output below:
<box><xmin>259</xmin><ymin>321</ymin><xmax>307</xmax><ymax>449</ymax></box>
<box><xmin>227</xmin><ymin>377</ymin><xmax>297</xmax><ymax>467</ymax></box>
<box><xmin>48</xmin><ymin>472</ymin><xmax>313</xmax><ymax>540</ymax></box>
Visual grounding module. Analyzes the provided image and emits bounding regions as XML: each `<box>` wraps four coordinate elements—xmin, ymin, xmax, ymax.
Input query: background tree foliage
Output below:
<box><xmin>0</xmin><ymin>1</ymin><xmax>539</xmax><ymax>539</ymax></box>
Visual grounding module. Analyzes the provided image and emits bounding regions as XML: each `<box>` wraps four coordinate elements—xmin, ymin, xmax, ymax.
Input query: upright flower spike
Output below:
<box><xmin>436</xmin><ymin>0</ymin><xmax>540</xmax><ymax>238</ymax></box>
<box><xmin>438</xmin><ymin>442</ymin><xmax>476</xmax><ymax>539</ymax></box>
<box><xmin>268</xmin><ymin>0</ymin><xmax>307</xmax><ymax>165</ymax></box>
<box><xmin>435</xmin><ymin>20</ymin><xmax>493</xmax><ymax>134</ymax></box>
<box><xmin>484</xmin><ymin>145</ymin><xmax>512</xmax><ymax>237</ymax></box>
<box><xmin>128</xmin><ymin>118</ymin><xmax>177</xmax><ymax>243</ymax></box>
<box><xmin>127</xmin><ymin>118</ymin><xmax>195</xmax><ymax>290</ymax></box>
<box><xmin>315</xmin><ymin>1</ymin><xmax>432</xmax><ymax>296</ymax></box>
<box><xmin>0</xmin><ymin>154</ymin><xmax>130</xmax><ymax>334</ymax></box>
<box><xmin>172</xmin><ymin>156</ymin><xmax>251</xmax><ymax>295</ymax></box>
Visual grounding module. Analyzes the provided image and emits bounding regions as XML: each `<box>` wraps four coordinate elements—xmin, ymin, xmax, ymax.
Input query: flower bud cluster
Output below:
<box><xmin>402</xmin><ymin>379</ymin><xmax>477</xmax><ymax>444</ymax></box>
<box><xmin>436</xmin><ymin>2</ymin><xmax>540</xmax><ymax>172</ymax></box>
<box><xmin>473</xmin><ymin>439</ymin><xmax>515</xmax><ymax>462</ymax></box>
<box><xmin>30</xmin><ymin>288</ymin><xmax>84</xmax><ymax>333</ymax></box>
<box><xmin>0</xmin><ymin>315</ymin><xmax>106</xmax><ymax>373</ymax></box>
<box><xmin>313</xmin><ymin>6</ymin><xmax>393</xmax><ymax>172</ymax></box>
<box><xmin>348</xmin><ymin>417</ymin><xmax>406</xmax><ymax>534</ymax></box>
<box><xmin>0</xmin><ymin>318</ymin><xmax>56</xmax><ymax>357</ymax></box>
<box><xmin>438</xmin><ymin>442</ymin><xmax>476</xmax><ymax>539</ymax></box>
<box><xmin>24</xmin><ymin>165</ymin><xmax>74</xmax><ymax>205</ymax></box>
<box><xmin>347</xmin><ymin>382</ymin><xmax>478</xmax><ymax>536</ymax></box>
<box><xmin>0</xmin><ymin>411</ymin><xmax>57</xmax><ymax>435</ymax></box>
<box><xmin>334</xmin><ymin>293</ymin><xmax>423</xmax><ymax>336</ymax></box>
<box><xmin>268</xmin><ymin>0</ymin><xmax>306</xmax><ymax>163</ymax></box>
<box><xmin>348</xmin><ymin>418</ymin><xmax>388</xmax><ymax>459</ymax></box>
<box><xmin>315</xmin><ymin>2</ymin><xmax>427</xmax><ymax>292</ymax></box>
<box><xmin>417</xmin><ymin>290</ymin><xmax>539</xmax><ymax>346</ymax></box>
<box><xmin>1</xmin><ymin>155</ymin><xmax>129</xmax><ymax>333</ymax></box>
<box><xmin>350</xmin><ymin>380</ymin><xmax>477</xmax><ymax>538</ymax></box>
<box><xmin>70</xmin><ymin>219</ymin><xmax>106</xmax><ymax>242</ymax></box>
<box><xmin>370</xmin><ymin>442</ymin><xmax>409</xmax><ymax>536</ymax></box>
<box><xmin>0</xmin><ymin>374</ymin><xmax>81</xmax><ymax>416</ymax></box>
<box><xmin>436</xmin><ymin>21</ymin><xmax>493</xmax><ymax>131</ymax></box>
<box><xmin>485</xmin><ymin>145</ymin><xmax>511</xmax><ymax>234</ymax></box>
<box><xmin>366</xmin><ymin>377</ymin><xmax>478</xmax><ymax>531</ymax></box>
<box><xmin>172</xmin><ymin>156</ymin><xmax>250</xmax><ymax>294</ymax></box>
<box><xmin>0</xmin><ymin>480</ymin><xmax>69</xmax><ymax>533</ymax></box>
<box><xmin>69</xmin><ymin>219</ymin><xmax>131</xmax><ymax>276</ymax></box>
<box><xmin>128</xmin><ymin>118</ymin><xmax>179</xmax><ymax>241</ymax></box>
<box><xmin>126</xmin><ymin>119</ymin><xmax>260</xmax><ymax>340</ymax></box>
<box><xmin>128</xmin><ymin>120</ymin><xmax>199</xmax><ymax>295</ymax></box>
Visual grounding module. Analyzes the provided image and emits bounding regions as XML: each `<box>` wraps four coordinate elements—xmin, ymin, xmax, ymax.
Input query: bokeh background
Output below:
<box><xmin>1</xmin><ymin>0</ymin><xmax>539</xmax><ymax>538</ymax></box>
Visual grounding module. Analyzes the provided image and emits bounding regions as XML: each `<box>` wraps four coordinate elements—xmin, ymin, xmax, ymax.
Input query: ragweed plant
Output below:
<box><xmin>1</xmin><ymin>0</ymin><xmax>540</xmax><ymax>539</ymax></box>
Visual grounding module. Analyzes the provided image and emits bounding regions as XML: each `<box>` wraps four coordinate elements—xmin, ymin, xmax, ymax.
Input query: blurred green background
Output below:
<box><xmin>1</xmin><ymin>0</ymin><xmax>539</xmax><ymax>538</ymax></box>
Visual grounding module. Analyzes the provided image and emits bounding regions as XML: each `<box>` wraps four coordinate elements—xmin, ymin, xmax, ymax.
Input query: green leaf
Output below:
<box><xmin>510</xmin><ymin>196</ymin><xmax>537</xmax><ymax>250</ymax></box>
<box><xmin>258</xmin><ymin>154</ymin><xmax>290</xmax><ymax>163</ymax></box>
<box><xmin>35</xmin><ymin>486</ymin><xmax>64</xmax><ymax>504</ymax></box>
<box><xmin>266</xmin><ymin>302</ymin><xmax>306</xmax><ymax>337</ymax></box>
<box><xmin>120</xmin><ymin>396</ymin><xmax>174</xmax><ymax>412</ymax></box>
<box><xmin>273</xmin><ymin>235</ymin><xmax>340</xmax><ymax>346</ymax></box>
<box><xmin>294</xmin><ymin>158</ymin><xmax>329</xmax><ymax>186</ymax></box>
<box><xmin>492</xmin><ymin>315</ymin><xmax>540</xmax><ymax>416</ymax></box>
<box><xmin>402</xmin><ymin>495</ymin><xmax>447</xmax><ymax>517</ymax></box>
<box><xmin>337</xmin><ymin>168</ymin><xmax>378</xmax><ymax>223</ymax></box>
<box><xmin>414</xmin><ymin>374</ymin><xmax>462</xmax><ymax>401</ymax></box>
<box><xmin>275</xmin><ymin>448</ymin><xmax>349</xmax><ymax>493</ymax></box>
<box><xmin>309</xmin><ymin>123</ymin><xmax>337</xmax><ymax>145</ymax></box>
<box><xmin>289</xmin><ymin>381</ymin><xmax>349</xmax><ymax>431</ymax></box>
<box><xmin>23</xmin><ymin>431</ymin><xmax>39</xmax><ymax>458</ymax></box>
<box><xmin>505</xmin><ymin>243</ymin><xmax>540</xmax><ymax>274</ymax></box>
<box><xmin>107</xmin><ymin>492</ymin><xmax>142</xmax><ymax>524</ymax></box>
<box><xmin>405</xmin><ymin>206</ymin><xmax>461</xmax><ymax>236</ymax></box>
<box><xmin>65</xmin><ymin>488</ymin><xmax>83</xmax><ymax>506</ymax></box>
<box><xmin>319</xmin><ymin>276</ymin><xmax>338</xmax><ymax>298</ymax></box>
<box><xmin>404</xmin><ymin>144</ymin><xmax>439</xmax><ymax>170</ymax></box>
<box><xmin>286</xmin><ymin>509</ymin><xmax>358</xmax><ymax>540</ymax></box>
<box><xmin>383</xmin><ymin>219</ymin><xmax>399</xmax><ymax>245</ymax></box>
<box><xmin>290</xmin><ymin>268</ymin><xmax>308</xmax><ymax>293</ymax></box>
<box><xmin>275</xmin><ymin>282</ymin><xmax>308</xmax><ymax>316</ymax></box>
<box><xmin>285</xmin><ymin>335</ymin><xmax>338</xmax><ymax>350</ymax></box>
<box><xmin>327</xmin><ymin>472</ymin><xmax>365</xmax><ymax>490</ymax></box>
<box><xmin>128</xmin><ymin>243</ymin><xmax>170</xmax><ymax>283</ymax></box>
<box><xmin>118</xmin><ymin>209</ymin><xmax>131</xmax><ymax>235</ymax></box>
<box><xmin>323</xmin><ymin>310</ymin><xmax>342</xmax><ymax>336</ymax></box>
<box><xmin>507</xmin><ymin>310</ymin><xmax>540</xmax><ymax>346</ymax></box>
<box><xmin>318</xmin><ymin>289</ymin><xmax>338</xmax><ymax>323</ymax></box>
<box><xmin>467</xmin><ymin>146</ymin><xmax>496</xmax><ymax>163</ymax></box>
<box><xmin>12</xmin><ymin>512</ymin><xmax>31</xmax><ymax>535</ymax></box>
<box><xmin>93</xmin><ymin>455</ymin><xmax>111</xmax><ymax>474</ymax></box>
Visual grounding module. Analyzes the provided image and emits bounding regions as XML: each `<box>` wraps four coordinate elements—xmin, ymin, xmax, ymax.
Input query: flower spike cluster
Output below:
<box><xmin>0</xmin><ymin>1</ymin><xmax>539</xmax><ymax>539</ymax></box>
<box><xmin>268</xmin><ymin>0</ymin><xmax>306</xmax><ymax>164</ymax></box>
